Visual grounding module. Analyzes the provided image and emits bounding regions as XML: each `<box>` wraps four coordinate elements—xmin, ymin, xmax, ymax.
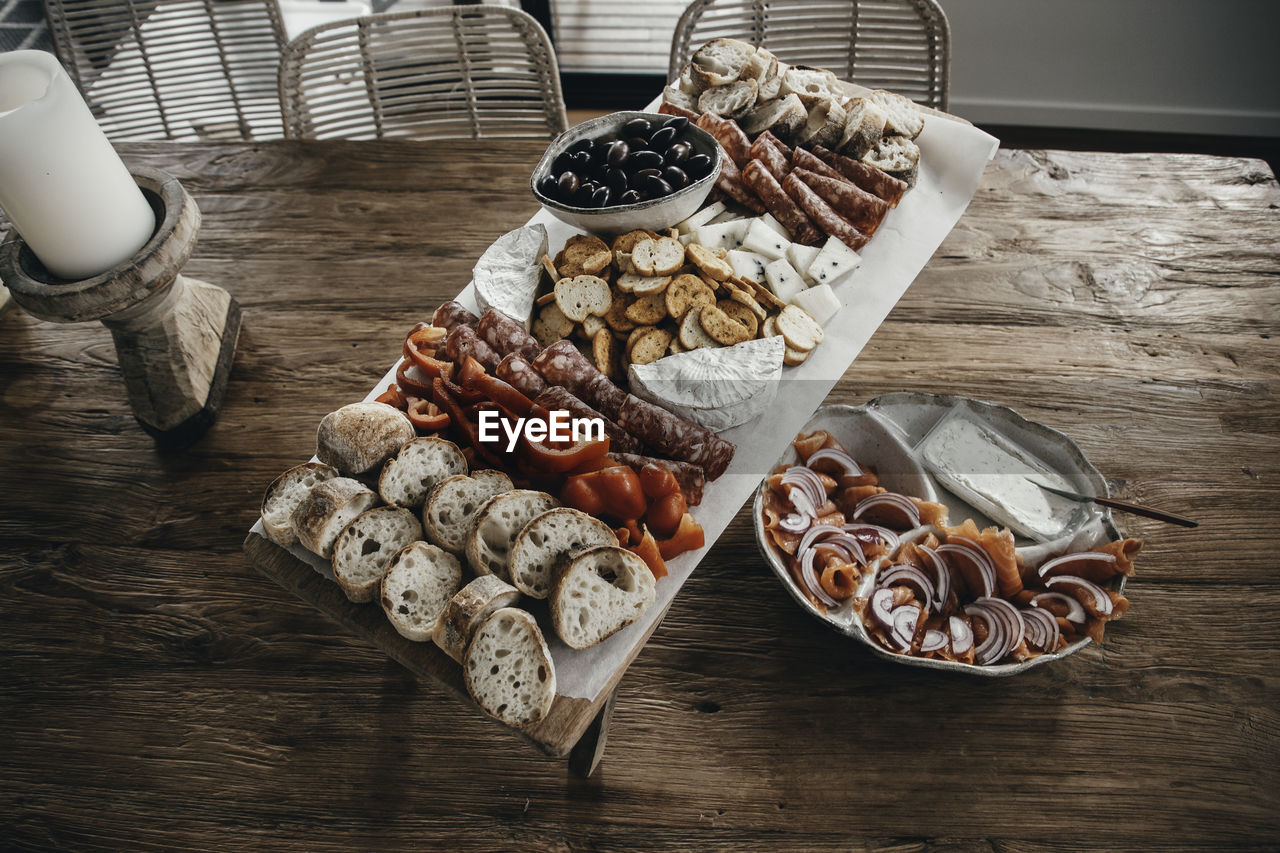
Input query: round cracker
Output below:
<box><xmin>686</xmin><ymin>243</ymin><xmax>733</xmax><ymax>281</ymax></box>
<box><xmin>717</xmin><ymin>298</ymin><xmax>759</xmax><ymax>338</ymax></box>
<box><xmin>628</xmin><ymin>326</ymin><xmax>673</xmax><ymax>366</ymax></box>
<box><xmin>679</xmin><ymin>307</ymin><xmax>722</xmax><ymax>350</ymax></box>
<box><xmin>624</xmin><ymin>291</ymin><xmax>667</xmax><ymax>326</ymax></box>
<box><xmin>699</xmin><ymin>303</ymin><xmax>751</xmax><ymax>346</ymax></box>
<box><xmin>776</xmin><ymin>304</ymin><xmax>824</xmax><ymax>352</ymax></box>
<box><xmin>630</xmin><ymin>275</ymin><xmax>671</xmax><ymax>297</ymax></box>
<box><xmin>554</xmin><ymin>275</ymin><xmax>611</xmax><ymax>323</ymax></box>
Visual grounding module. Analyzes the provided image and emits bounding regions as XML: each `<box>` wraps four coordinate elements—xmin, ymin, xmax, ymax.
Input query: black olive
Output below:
<box><xmin>632</xmin><ymin>168</ymin><xmax>662</xmax><ymax>183</ymax></box>
<box><xmin>662</xmin><ymin>116</ymin><xmax>689</xmax><ymax>134</ymax></box>
<box><xmin>605</xmin><ymin>167</ymin><xmax>629</xmax><ymax>194</ymax></box>
<box><xmin>662</xmin><ymin>166</ymin><xmax>690</xmax><ymax>189</ymax></box>
<box><xmin>552</xmin><ymin>151</ymin><xmax>575</xmax><ymax>174</ymax></box>
<box><xmin>625</xmin><ymin>135</ymin><xmax>650</xmax><ymax>152</ymax></box>
<box><xmin>605</xmin><ymin>139</ymin><xmax>630</xmax><ymax>168</ymax></box>
<box><xmin>556</xmin><ymin>171</ymin><xmax>580</xmax><ymax>197</ymax></box>
<box><xmin>568</xmin><ymin>149</ymin><xmax>592</xmax><ymax>171</ymax></box>
<box><xmin>664</xmin><ymin>141</ymin><xmax>691</xmax><ymax>165</ymax></box>
<box><xmin>597</xmin><ymin>132</ymin><xmax>620</xmax><ymax>145</ymax></box>
<box><xmin>536</xmin><ymin>175</ymin><xmax>558</xmax><ymax>198</ymax></box>
<box><xmin>568</xmin><ymin>137</ymin><xmax>594</xmax><ymax>154</ymax></box>
<box><xmin>648</xmin><ymin>125</ymin><xmax>678</xmax><ymax>152</ymax></box>
<box><xmin>587</xmin><ymin>141</ymin><xmax>610</xmax><ymax>168</ymax></box>
<box><xmin>644</xmin><ymin>175</ymin><xmax>674</xmax><ymax>197</ymax></box>
<box><xmin>574</xmin><ymin>181</ymin><xmax>598</xmax><ymax>206</ymax></box>
<box><xmin>622</xmin><ymin>117</ymin><xmax>652</xmax><ymax>139</ymax></box>
<box><xmin>591</xmin><ymin>185</ymin><xmax>612</xmax><ymax>208</ymax></box>
<box><xmin>685</xmin><ymin>153</ymin><xmax>713</xmax><ymax>179</ymax></box>
<box><xmin>626</xmin><ymin>149</ymin><xmax>664</xmax><ymax>172</ymax></box>
<box><xmin>619</xmin><ymin>189</ymin><xmax>643</xmax><ymax>205</ymax></box>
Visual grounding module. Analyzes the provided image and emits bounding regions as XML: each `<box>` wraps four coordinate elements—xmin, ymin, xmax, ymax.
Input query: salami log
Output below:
<box><xmin>792</xmin><ymin>167</ymin><xmax>889</xmax><ymax>236</ymax></box>
<box><xmin>495</xmin><ymin>353</ymin><xmax>547</xmax><ymax>399</ymax></box>
<box><xmin>534</xmin><ymin>387</ymin><xmax>643</xmax><ymax>455</ymax></box>
<box><xmin>811</xmin><ymin>145</ymin><xmax>909</xmax><ymax>207</ymax></box>
<box><xmin>477</xmin><ymin>308</ymin><xmax>541</xmax><ymax>360</ymax></box>
<box><xmin>742</xmin><ymin>159</ymin><xmax>823</xmax><ymax>246</ymax></box>
<box><xmin>782</xmin><ymin>172</ymin><xmax>870</xmax><ymax>252</ymax></box>
<box><xmin>791</xmin><ymin>147</ymin><xmax>846</xmax><ymax>183</ymax></box>
<box><xmin>607</xmin><ymin>452</ymin><xmax>705</xmax><ymax>506</ymax></box>
<box><xmin>531</xmin><ymin>339</ymin><xmax>628</xmax><ymax>421</ymax></box>
<box><xmin>616</xmin><ymin>395</ymin><xmax>735</xmax><ymax>481</ymax></box>
<box><xmin>432</xmin><ymin>300</ymin><xmax>477</xmax><ymax>331</ymax></box>
<box><xmin>444</xmin><ymin>323</ymin><xmax>501</xmax><ymax>372</ymax></box>
<box><xmin>697</xmin><ymin>112</ymin><xmax>751</xmax><ymax>168</ymax></box>
<box><xmin>748</xmin><ymin>134</ymin><xmax>791</xmax><ymax>181</ymax></box>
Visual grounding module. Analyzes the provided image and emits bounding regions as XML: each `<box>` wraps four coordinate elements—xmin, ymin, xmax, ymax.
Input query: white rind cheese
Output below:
<box><xmin>628</xmin><ymin>336</ymin><xmax>785</xmax><ymax>431</ymax></box>
<box><xmin>806</xmin><ymin>236</ymin><xmax>861</xmax><ymax>287</ymax></box>
<box><xmin>740</xmin><ymin>218</ymin><xmax>791</xmax><ymax>260</ymax></box>
<box><xmin>764</xmin><ymin>257</ymin><xmax>807</xmax><ymax>303</ymax></box>
<box><xmin>472</xmin><ymin>224</ymin><xmax>548</xmax><ymax>329</ymax></box>
<box><xmin>790</xmin><ymin>283</ymin><xmax>841</xmax><ymax>326</ymax></box>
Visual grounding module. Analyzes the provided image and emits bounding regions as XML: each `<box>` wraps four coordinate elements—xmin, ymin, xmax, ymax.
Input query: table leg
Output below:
<box><xmin>567</xmin><ymin>688</ymin><xmax>617</xmax><ymax>778</ymax></box>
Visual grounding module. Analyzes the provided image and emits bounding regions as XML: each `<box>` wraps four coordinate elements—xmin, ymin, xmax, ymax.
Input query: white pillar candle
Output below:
<box><xmin>0</xmin><ymin>50</ymin><xmax>156</xmax><ymax>281</ymax></box>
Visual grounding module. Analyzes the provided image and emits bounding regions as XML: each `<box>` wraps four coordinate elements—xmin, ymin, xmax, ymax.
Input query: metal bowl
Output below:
<box><xmin>530</xmin><ymin>111</ymin><xmax>722</xmax><ymax>235</ymax></box>
<box><xmin>753</xmin><ymin>396</ymin><xmax>1126</xmax><ymax>676</ymax></box>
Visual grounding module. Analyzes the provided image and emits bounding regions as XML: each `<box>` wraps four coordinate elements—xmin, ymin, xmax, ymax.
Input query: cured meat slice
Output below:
<box><xmin>432</xmin><ymin>300</ymin><xmax>478</xmax><ymax>331</ymax></box>
<box><xmin>495</xmin><ymin>353</ymin><xmax>547</xmax><ymax>399</ymax></box>
<box><xmin>697</xmin><ymin>112</ymin><xmax>751</xmax><ymax>168</ymax></box>
<box><xmin>748</xmin><ymin>134</ymin><xmax>791</xmax><ymax>181</ymax></box>
<box><xmin>606</xmin><ymin>453</ymin><xmax>705</xmax><ymax>506</ymax></box>
<box><xmin>810</xmin><ymin>145</ymin><xmax>908</xmax><ymax>207</ymax></box>
<box><xmin>755</xmin><ymin>130</ymin><xmax>793</xmax><ymax>161</ymax></box>
<box><xmin>534</xmin><ymin>386</ymin><xmax>643</xmax><ymax>455</ymax></box>
<box><xmin>444</xmin><ymin>323</ymin><xmax>501</xmax><ymax>372</ymax></box>
<box><xmin>531</xmin><ymin>340</ymin><xmax>628</xmax><ymax>421</ymax></box>
<box><xmin>616</xmin><ymin>395</ymin><xmax>735</xmax><ymax>481</ymax></box>
<box><xmin>791</xmin><ymin>147</ymin><xmax>845</xmax><ymax>182</ymax></box>
<box><xmin>712</xmin><ymin>152</ymin><xmax>766</xmax><ymax>214</ymax></box>
<box><xmin>792</xmin><ymin>167</ymin><xmax>889</xmax><ymax>236</ymax></box>
<box><xmin>741</xmin><ymin>159</ymin><xmax>823</xmax><ymax>246</ymax></box>
<box><xmin>477</xmin><ymin>308</ymin><xmax>541</xmax><ymax>360</ymax></box>
<box><xmin>781</xmin><ymin>173</ymin><xmax>869</xmax><ymax>252</ymax></box>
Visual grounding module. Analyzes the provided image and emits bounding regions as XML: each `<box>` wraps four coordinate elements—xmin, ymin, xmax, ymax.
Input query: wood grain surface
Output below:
<box><xmin>1</xmin><ymin>140</ymin><xmax>1277</xmax><ymax>851</ymax></box>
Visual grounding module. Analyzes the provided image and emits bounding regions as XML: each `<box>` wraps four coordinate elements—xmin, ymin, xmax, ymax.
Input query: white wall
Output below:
<box><xmin>943</xmin><ymin>0</ymin><xmax>1280</xmax><ymax>137</ymax></box>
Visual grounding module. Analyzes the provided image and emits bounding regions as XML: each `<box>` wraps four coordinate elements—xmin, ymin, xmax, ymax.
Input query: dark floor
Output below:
<box><xmin>0</xmin><ymin>0</ymin><xmax>50</xmax><ymax>52</ymax></box>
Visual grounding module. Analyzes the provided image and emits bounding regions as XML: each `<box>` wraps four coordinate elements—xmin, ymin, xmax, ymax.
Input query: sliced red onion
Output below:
<box><xmin>876</xmin><ymin>564</ymin><xmax>936</xmax><ymax>606</ymax></box>
<box><xmin>1030</xmin><ymin>591</ymin><xmax>1087</xmax><ymax>624</ymax></box>
<box><xmin>921</xmin><ymin>629</ymin><xmax>948</xmax><ymax>654</ymax></box>
<box><xmin>1044</xmin><ymin>574</ymin><xmax>1113</xmax><ymax>617</ymax></box>
<box><xmin>805</xmin><ymin>447</ymin><xmax>864</xmax><ymax>480</ymax></box>
<box><xmin>778</xmin><ymin>513</ymin><xmax>811</xmax><ymax>534</ymax></box>
<box><xmin>844</xmin><ymin>523</ymin><xmax>901</xmax><ymax>554</ymax></box>
<box><xmin>797</xmin><ymin>523</ymin><xmax>846</xmax><ymax>556</ymax></box>
<box><xmin>964</xmin><ymin>597</ymin><xmax>1024</xmax><ymax>665</ymax></box>
<box><xmin>870</xmin><ymin>588</ymin><xmax>896</xmax><ymax>632</ymax></box>
<box><xmin>890</xmin><ymin>604</ymin><xmax>920</xmax><ymax>650</ymax></box>
<box><xmin>799</xmin><ymin>547</ymin><xmax>840</xmax><ymax>609</ymax></box>
<box><xmin>852</xmin><ymin>492</ymin><xmax>921</xmax><ymax>530</ymax></box>
<box><xmin>782</xmin><ymin>466</ymin><xmax>827</xmax><ymax>518</ymax></box>
<box><xmin>1021</xmin><ymin>606</ymin><xmax>1060</xmax><ymax>652</ymax></box>
<box><xmin>918</xmin><ymin>545</ymin><xmax>950</xmax><ymax>611</ymax></box>
<box><xmin>1037</xmin><ymin>551</ymin><xmax>1118</xmax><ymax>579</ymax></box>
<box><xmin>937</xmin><ymin>537</ymin><xmax>996</xmax><ymax>599</ymax></box>
<box><xmin>949</xmin><ymin>616</ymin><xmax>974</xmax><ymax>655</ymax></box>
<box><xmin>814</xmin><ymin>533</ymin><xmax>867</xmax><ymax>567</ymax></box>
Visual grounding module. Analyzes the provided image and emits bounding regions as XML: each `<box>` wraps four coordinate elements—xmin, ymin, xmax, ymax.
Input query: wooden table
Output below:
<box><xmin>1</xmin><ymin>140</ymin><xmax>1276</xmax><ymax>850</ymax></box>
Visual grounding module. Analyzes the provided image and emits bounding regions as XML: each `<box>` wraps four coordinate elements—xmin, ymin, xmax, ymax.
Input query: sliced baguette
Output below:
<box><xmin>690</xmin><ymin>37</ymin><xmax>755</xmax><ymax>88</ymax></box>
<box><xmin>261</xmin><ymin>462</ymin><xmax>338</xmax><ymax>546</ymax></box>
<box><xmin>509</xmin><ymin>508</ymin><xmax>618</xmax><ymax>599</ymax></box>
<box><xmin>836</xmin><ymin>96</ymin><xmax>888</xmax><ymax>159</ymax></box>
<box><xmin>465</xmin><ymin>489</ymin><xmax>559</xmax><ymax>581</ymax></box>
<box><xmin>551</xmin><ymin>546</ymin><xmax>656</xmax><ymax>649</ymax></box>
<box><xmin>758</xmin><ymin>59</ymin><xmax>788</xmax><ymax>101</ymax></box>
<box><xmin>379</xmin><ymin>541</ymin><xmax>463</xmax><ymax>642</ymax></box>
<box><xmin>331</xmin><ymin>505</ymin><xmax>422</xmax><ymax>603</ymax></box>
<box><xmin>378</xmin><ymin>435</ymin><xmax>467</xmax><ymax>509</ymax></box>
<box><xmin>662</xmin><ymin>85</ymin><xmax>699</xmax><ymax>115</ymax></box>
<box><xmin>697</xmin><ymin>78</ymin><xmax>758</xmax><ymax>119</ymax></box>
<box><xmin>779</xmin><ymin>66</ymin><xmax>843</xmax><ymax>108</ymax></box>
<box><xmin>796</xmin><ymin>97</ymin><xmax>847</xmax><ymax>150</ymax></box>
<box><xmin>433</xmin><ymin>574</ymin><xmax>522</xmax><ymax>663</ymax></box>
<box><xmin>291</xmin><ymin>476</ymin><xmax>379</xmax><ymax>559</ymax></box>
<box><xmin>863</xmin><ymin>135</ymin><xmax>921</xmax><ymax>186</ymax></box>
<box><xmin>421</xmin><ymin>470</ymin><xmax>513</xmax><ymax>554</ymax></box>
<box><xmin>316</xmin><ymin>402</ymin><xmax>415</xmax><ymax>476</ymax></box>
<box><xmin>464</xmin><ymin>607</ymin><xmax>556</xmax><ymax>728</ymax></box>
<box><xmin>868</xmin><ymin>88</ymin><xmax>924</xmax><ymax>139</ymax></box>
<box><xmin>739</xmin><ymin>93</ymin><xmax>807</xmax><ymax>141</ymax></box>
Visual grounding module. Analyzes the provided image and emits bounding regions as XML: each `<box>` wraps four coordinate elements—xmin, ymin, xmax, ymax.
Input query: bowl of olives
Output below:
<box><xmin>531</xmin><ymin>111</ymin><xmax>722</xmax><ymax>234</ymax></box>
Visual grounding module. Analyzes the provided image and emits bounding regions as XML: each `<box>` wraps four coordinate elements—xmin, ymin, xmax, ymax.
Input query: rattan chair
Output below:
<box><xmin>279</xmin><ymin>6</ymin><xmax>568</xmax><ymax>141</ymax></box>
<box><xmin>669</xmin><ymin>0</ymin><xmax>950</xmax><ymax>111</ymax></box>
<box><xmin>44</xmin><ymin>0</ymin><xmax>288</xmax><ymax>140</ymax></box>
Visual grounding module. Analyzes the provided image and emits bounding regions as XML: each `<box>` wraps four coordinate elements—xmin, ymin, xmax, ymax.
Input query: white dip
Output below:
<box><xmin>920</xmin><ymin>414</ymin><xmax>1080</xmax><ymax>540</ymax></box>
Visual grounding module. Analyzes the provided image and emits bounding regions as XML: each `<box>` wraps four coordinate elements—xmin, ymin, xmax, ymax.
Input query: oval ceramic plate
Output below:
<box><xmin>753</xmin><ymin>394</ymin><xmax>1126</xmax><ymax>676</ymax></box>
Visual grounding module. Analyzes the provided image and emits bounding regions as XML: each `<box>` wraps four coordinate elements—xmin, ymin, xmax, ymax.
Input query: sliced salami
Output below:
<box><xmin>616</xmin><ymin>395</ymin><xmax>735</xmax><ymax>481</ymax></box>
<box><xmin>792</xmin><ymin>167</ymin><xmax>889</xmax><ymax>236</ymax></box>
<box><xmin>748</xmin><ymin>134</ymin><xmax>791</xmax><ymax>181</ymax></box>
<box><xmin>607</xmin><ymin>452</ymin><xmax>705</xmax><ymax>506</ymax></box>
<box><xmin>432</xmin><ymin>300</ymin><xmax>478</xmax><ymax>331</ymax></box>
<box><xmin>477</xmin><ymin>308</ymin><xmax>541</xmax><ymax>360</ymax></box>
<box><xmin>697</xmin><ymin>113</ymin><xmax>751</xmax><ymax>168</ymax></box>
<box><xmin>531</xmin><ymin>340</ymin><xmax>628</xmax><ymax>421</ymax></box>
<box><xmin>742</xmin><ymin>159</ymin><xmax>823</xmax><ymax>246</ymax></box>
<box><xmin>811</xmin><ymin>145</ymin><xmax>909</xmax><ymax>207</ymax></box>
<box><xmin>534</xmin><ymin>387</ymin><xmax>643</xmax><ymax>455</ymax></box>
<box><xmin>712</xmin><ymin>152</ymin><xmax>766</xmax><ymax>214</ymax></box>
<box><xmin>495</xmin><ymin>353</ymin><xmax>547</xmax><ymax>399</ymax></box>
<box><xmin>444</xmin><ymin>323</ymin><xmax>501</xmax><ymax>372</ymax></box>
<box><xmin>756</xmin><ymin>130</ymin><xmax>793</xmax><ymax>161</ymax></box>
<box><xmin>782</xmin><ymin>172</ymin><xmax>870</xmax><ymax>252</ymax></box>
<box><xmin>791</xmin><ymin>147</ymin><xmax>846</xmax><ymax>183</ymax></box>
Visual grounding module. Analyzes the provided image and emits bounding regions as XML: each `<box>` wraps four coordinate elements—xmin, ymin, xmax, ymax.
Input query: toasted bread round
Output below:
<box><xmin>776</xmin><ymin>303</ymin><xmax>824</xmax><ymax>351</ymax></box>
<box><xmin>700</xmin><ymin>303</ymin><xmax>752</xmax><ymax>346</ymax></box>
<box><xmin>509</xmin><ymin>508</ymin><xmax>618</xmax><ymax>598</ymax></box>
<box><xmin>554</xmin><ymin>275</ymin><xmax>611</xmax><ymax>323</ymax></box>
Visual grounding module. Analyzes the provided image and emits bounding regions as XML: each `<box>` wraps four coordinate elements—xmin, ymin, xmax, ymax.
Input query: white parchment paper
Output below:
<box><xmin>251</xmin><ymin>114</ymin><xmax>999</xmax><ymax>702</ymax></box>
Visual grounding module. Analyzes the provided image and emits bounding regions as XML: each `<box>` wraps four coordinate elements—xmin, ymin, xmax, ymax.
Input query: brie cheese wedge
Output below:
<box><xmin>472</xmin><ymin>224</ymin><xmax>547</xmax><ymax>329</ymax></box>
<box><xmin>628</xmin><ymin>336</ymin><xmax>785</xmax><ymax>431</ymax></box>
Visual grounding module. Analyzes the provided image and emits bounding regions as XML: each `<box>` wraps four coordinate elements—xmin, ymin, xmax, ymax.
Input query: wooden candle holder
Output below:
<box><xmin>0</xmin><ymin>166</ymin><xmax>240</xmax><ymax>446</ymax></box>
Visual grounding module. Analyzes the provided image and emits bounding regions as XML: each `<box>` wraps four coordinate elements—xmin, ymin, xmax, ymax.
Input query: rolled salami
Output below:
<box><xmin>495</xmin><ymin>353</ymin><xmax>547</xmax><ymax>399</ymax></box>
<box><xmin>659</xmin><ymin>100</ymin><xmax>698</xmax><ymax>120</ymax></box>
<box><xmin>748</xmin><ymin>134</ymin><xmax>791</xmax><ymax>181</ymax></box>
<box><xmin>531</xmin><ymin>340</ymin><xmax>628</xmax><ymax>421</ymax></box>
<box><xmin>742</xmin><ymin>159</ymin><xmax>823</xmax><ymax>246</ymax></box>
<box><xmin>477</xmin><ymin>308</ymin><xmax>541</xmax><ymax>360</ymax></box>
<box><xmin>616</xmin><ymin>395</ymin><xmax>735</xmax><ymax>481</ymax></box>
<box><xmin>444</xmin><ymin>323</ymin><xmax>501</xmax><ymax>372</ymax></box>
<box><xmin>713</xmin><ymin>151</ymin><xmax>766</xmax><ymax>214</ymax></box>
<box><xmin>607</xmin><ymin>452</ymin><xmax>705</xmax><ymax>506</ymax></box>
<box><xmin>782</xmin><ymin>172</ymin><xmax>870</xmax><ymax>252</ymax></box>
<box><xmin>811</xmin><ymin>145</ymin><xmax>908</xmax><ymax>207</ymax></box>
<box><xmin>792</xmin><ymin>167</ymin><xmax>889</xmax><ymax>236</ymax></box>
<box><xmin>791</xmin><ymin>147</ymin><xmax>845</xmax><ymax>183</ymax></box>
<box><xmin>534</xmin><ymin>387</ymin><xmax>643</xmax><ymax>455</ymax></box>
<box><xmin>432</xmin><ymin>300</ymin><xmax>478</xmax><ymax>331</ymax></box>
<box><xmin>697</xmin><ymin>113</ymin><xmax>751</xmax><ymax>168</ymax></box>
<box><xmin>756</xmin><ymin>130</ymin><xmax>793</xmax><ymax>161</ymax></box>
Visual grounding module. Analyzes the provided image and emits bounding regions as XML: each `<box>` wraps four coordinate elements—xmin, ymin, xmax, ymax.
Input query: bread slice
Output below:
<box><xmin>677</xmin><ymin>62</ymin><xmax>703</xmax><ymax>96</ymax></box>
<box><xmin>758</xmin><ymin>59</ymin><xmax>788</xmax><ymax>101</ymax></box>
<box><xmin>291</xmin><ymin>477</ymin><xmax>379</xmax><ymax>558</ymax></box>
<box><xmin>465</xmin><ymin>489</ymin><xmax>559</xmax><ymax>581</ymax></box>
<box><xmin>690</xmin><ymin>37</ymin><xmax>755</xmax><ymax>89</ymax></box>
<box><xmin>261</xmin><ymin>462</ymin><xmax>338</xmax><ymax>546</ymax></box>
<box><xmin>697</xmin><ymin>79</ymin><xmax>758</xmax><ymax>119</ymax></box>
<box><xmin>379</xmin><ymin>541</ymin><xmax>462</xmax><ymax>642</ymax></box>
<box><xmin>837</xmin><ymin>96</ymin><xmax>888</xmax><ymax>159</ymax></box>
<box><xmin>378</xmin><ymin>435</ymin><xmax>467</xmax><ymax>509</ymax></box>
<box><xmin>331</xmin><ymin>505</ymin><xmax>422</xmax><ymax>603</ymax></box>
<box><xmin>779</xmin><ymin>66</ymin><xmax>844</xmax><ymax>108</ymax></box>
<box><xmin>509</xmin><ymin>508</ymin><xmax>618</xmax><ymax>599</ymax></box>
<box><xmin>739</xmin><ymin>93</ymin><xmax>807</xmax><ymax>141</ymax></box>
<box><xmin>316</xmin><ymin>402</ymin><xmax>416</xmax><ymax>476</ymax></box>
<box><xmin>463</xmin><ymin>607</ymin><xmax>556</xmax><ymax>728</ymax></box>
<box><xmin>421</xmin><ymin>469</ymin><xmax>513</xmax><ymax>553</ymax></box>
<box><xmin>662</xmin><ymin>85</ymin><xmax>699</xmax><ymax>115</ymax></box>
<box><xmin>868</xmin><ymin>89</ymin><xmax>924</xmax><ymax>139</ymax></box>
<box><xmin>433</xmin><ymin>574</ymin><xmax>522</xmax><ymax>663</ymax></box>
<box><xmin>863</xmin><ymin>135</ymin><xmax>921</xmax><ymax>186</ymax></box>
<box><xmin>550</xmin><ymin>546</ymin><xmax>657</xmax><ymax>649</ymax></box>
<box><xmin>796</xmin><ymin>97</ymin><xmax>847</xmax><ymax>150</ymax></box>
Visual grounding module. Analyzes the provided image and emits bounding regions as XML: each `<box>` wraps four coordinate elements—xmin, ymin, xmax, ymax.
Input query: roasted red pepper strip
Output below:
<box><xmin>403</xmin><ymin>324</ymin><xmax>450</xmax><ymax>376</ymax></box>
<box><xmin>638</xmin><ymin>463</ymin><xmax>681</xmax><ymax>499</ymax></box>
<box><xmin>395</xmin><ymin>359</ymin><xmax>435</xmax><ymax>398</ymax></box>
<box><xmin>374</xmin><ymin>383</ymin><xmax>407</xmax><ymax>410</ymax></box>
<box><xmin>657</xmin><ymin>513</ymin><xmax>705</xmax><ymax>560</ymax></box>
<box><xmin>524</xmin><ymin>434</ymin><xmax>610</xmax><ymax>474</ymax></box>
<box><xmin>457</xmin><ymin>356</ymin><xmax>534</xmax><ymax>418</ymax></box>
<box><xmin>561</xmin><ymin>465</ymin><xmax>645</xmax><ymax>521</ymax></box>
<box><xmin>433</xmin><ymin>378</ymin><xmax>505</xmax><ymax>470</ymax></box>
<box><xmin>405</xmin><ymin>396</ymin><xmax>450</xmax><ymax>431</ymax></box>
<box><xmin>562</xmin><ymin>475</ymin><xmax>606</xmax><ymax>517</ymax></box>
<box><xmin>630</xmin><ymin>525</ymin><xmax>668</xmax><ymax>579</ymax></box>
<box><xmin>645</xmin><ymin>491</ymin><xmax>687</xmax><ymax>539</ymax></box>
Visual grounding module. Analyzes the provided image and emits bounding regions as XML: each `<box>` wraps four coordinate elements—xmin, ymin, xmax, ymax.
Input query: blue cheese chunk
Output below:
<box><xmin>740</xmin><ymin>218</ymin><xmax>791</xmax><ymax>260</ymax></box>
<box><xmin>763</xmin><ymin>258</ymin><xmax>807</xmax><ymax>303</ymax></box>
<box><xmin>806</xmin><ymin>236</ymin><xmax>862</xmax><ymax>287</ymax></box>
<box><xmin>790</xmin><ymin>283</ymin><xmax>841</xmax><ymax>326</ymax></box>
<box><xmin>726</xmin><ymin>249</ymin><xmax>769</xmax><ymax>285</ymax></box>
